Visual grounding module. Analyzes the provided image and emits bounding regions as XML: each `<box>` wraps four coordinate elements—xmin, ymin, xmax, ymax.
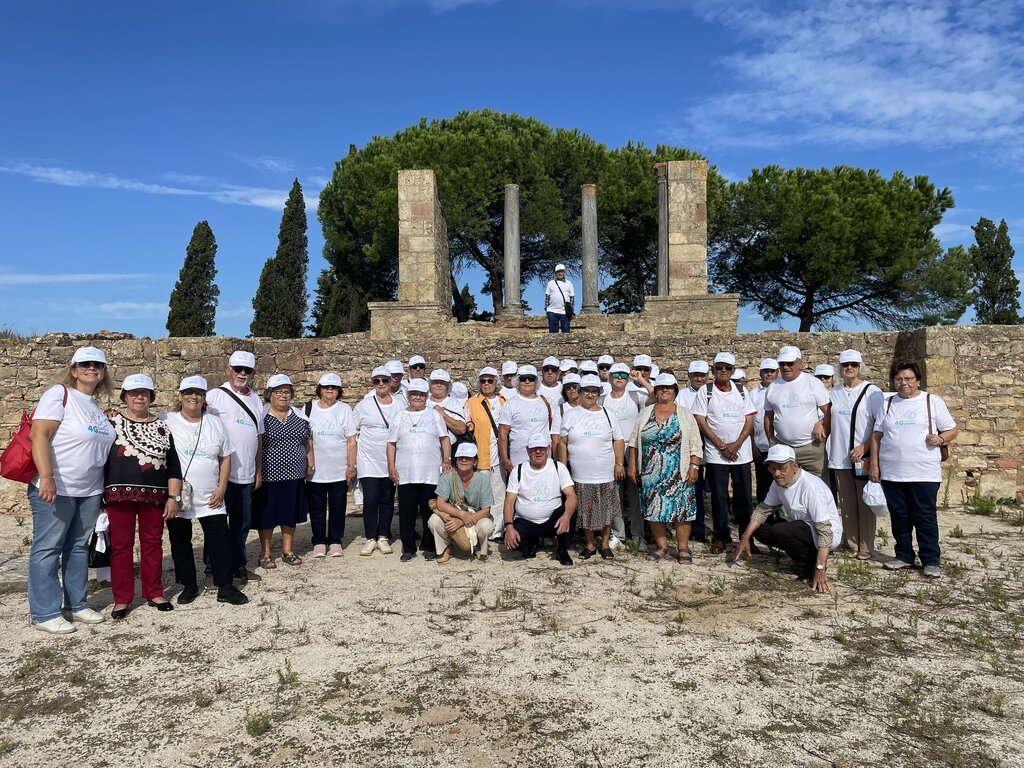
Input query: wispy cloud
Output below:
<box><xmin>97</xmin><ymin>301</ymin><xmax>168</xmax><ymax>318</ymax></box>
<box><xmin>0</xmin><ymin>162</ymin><xmax>321</xmax><ymax>212</ymax></box>
<box><xmin>0</xmin><ymin>272</ymin><xmax>158</xmax><ymax>286</ymax></box>
<box><xmin>231</xmin><ymin>154</ymin><xmax>296</xmax><ymax>174</ymax></box>
<box><xmin>672</xmin><ymin>1</ymin><xmax>1024</xmax><ymax>161</ymax></box>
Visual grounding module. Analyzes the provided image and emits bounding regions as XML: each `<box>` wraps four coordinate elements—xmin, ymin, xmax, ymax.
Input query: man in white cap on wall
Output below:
<box><xmin>750</xmin><ymin>358</ymin><xmax>780</xmax><ymax>503</ymax></box>
<box><xmin>692</xmin><ymin>352</ymin><xmax>756</xmax><ymax>552</ymax></box>
<box><xmin>764</xmin><ymin>345</ymin><xmax>831</xmax><ymax>479</ymax></box>
<box><xmin>204</xmin><ymin>350</ymin><xmax>264</xmax><ymax>584</ymax></box>
<box><xmin>602</xmin><ymin>362</ymin><xmax>645</xmax><ymax>549</ymax></box>
<box><xmin>498</xmin><ymin>364</ymin><xmax>560</xmax><ymax>473</ymax></box>
<box><xmin>731</xmin><ymin>444</ymin><xmax>842</xmax><ymax>593</ymax></box>
<box><xmin>465</xmin><ymin>366</ymin><xmax>508</xmax><ymax>537</ymax></box>
<box><xmin>545</xmin><ymin>263</ymin><xmax>575</xmax><ymax>333</ymax></box>
<box><xmin>499</xmin><ymin>361</ymin><xmax>518</xmax><ymax>400</ymax></box>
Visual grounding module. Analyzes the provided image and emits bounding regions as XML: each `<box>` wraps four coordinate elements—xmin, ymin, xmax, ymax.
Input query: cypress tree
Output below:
<box><xmin>251</xmin><ymin>179</ymin><xmax>309</xmax><ymax>337</ymax></box>
<box><xmin>166</xmin><ymin>220</ymin><xmax>219</xmax><ymax>336</ymax></box>
<box><xmin>970</xmin><ymin>217</ymin><xmax>1021</xmax><ymax>325</ymax></box>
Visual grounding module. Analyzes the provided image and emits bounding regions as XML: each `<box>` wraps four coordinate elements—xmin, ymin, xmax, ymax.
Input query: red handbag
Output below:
<box><xmin>1</xmin><ymin>387</ymin><xmax>67</xmax><ymax>483</ymax></box>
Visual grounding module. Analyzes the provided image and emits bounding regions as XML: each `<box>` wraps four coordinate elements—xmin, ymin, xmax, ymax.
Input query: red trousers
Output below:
<box><xmin>106</xmin><ymin>500</ymin><xmax>165</xmax><ymax>604</ymax></box>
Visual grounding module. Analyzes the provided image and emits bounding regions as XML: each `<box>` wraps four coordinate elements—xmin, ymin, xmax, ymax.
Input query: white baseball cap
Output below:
<box><xmin>266</xmin><ymin>374</ymin><xmax>292</xmax><ymax>389</ymax></box>
<box><xmin>759</xmin><ymin>358</ymin><xmax>780</xmax><ymax>371</ymax></box>
<box><xmin>579</xmin><ymin>360</ymin><xmax>598</xmax><ymax>374</ymax></box>
<box><xmin>386</xmin><ymin>360</ymin><xmax>405</xmax><ymax>375</ymax></box>
<box><xmin>650</xmin><ymin>364</ymin><xmax>660</xmax><ymax>379</ymax></box>
<box><xmin>501</xmin><ymin>361</ymin><xmax>518</xmax><ymax>376</ymax></box>
<box><xmin>632</xmin><ymin>354</ymin><xmax>653</xmax><ymax>369</ymax></box>
<box><xmin>454</xmin><ymin>443</ymin><xmax>478</xmax><ymax>458</ymax></box>
<box><xmin>688</xmin><ymin>360</ymin><xmax>710</xmax><ymax>374</ymax></box>
<box><xmin>178</xmin><ymin>375</ymin><xmax>208</xmax><ymax>391</ymax></box>
<box><xmin>527</xmin><ymin>432</ymin><xmax>550</xmax><ymax>449</ymax></box>
<box><xmin>518</xmin><ymin>364</ymin><xmax>538</xmax><ymax>378</ymax></box>
<box><xmin>559</xmin><ymin>358</ymin><xmax>578</xmax><ymax>372</ymax></box>
<box><xmin>597</xmin><ymin>355</ymin><xmax>614</xmax><ymax>366</ymax></box>
<box><xmin>542</xmin><ymin>356</ymin><xmax>561</xmax><ymax>369</ymax></box>
<box><xmin>766</xmin><ymin>444</ymin><xmax>797</xmax><ymax>464</ymax></box>
<box><xmin>561</xmin><ymin>373</ymin><xmax>581</xmax><ymax>386</ymax></box>
<box><xmin>838</xmin><ymin>349</ymin><xmax>863</xmax><ymax>365</ymax></box>
<box><xmin>814</xmin><ymin>364</ymin><xmax>835</xmax><ymax>378</ymax></box>
<box><xmin>731</xmin><ymin>369</ymin><xmax>746</xmax><ymax>381</ymax></box>
<box><xmin>777</xmin><ymin>346</ymin><xmax>802</xmax><ymax>363</ymax></box>
<box><xmin>429</xmin><ymin>369</ymin><xmax>451</xmax><ymax>383</ymax></box>
<box><xmin>228</xmin><ymin>350</ymin><xmax>256</xmax><ymax>369</ymax></box>
<box><xmin>554</xmin><ymin>263</ymin><xmax>566</xmax><ymax>272</ymax></box>
<box><xmin>318</xmin><ymin>373</ymin><xmax>343</xmax><ymax>387</ymax></box>
<box><xmin>121</xmin><ymin>373</ymin><xmax>155</xmax><ymax>392</ymax></box>
<box><xmin>713</xmin><ymin>352</ymin><xmax>736</xmax><ymax>366</ymax></box>
<box><xmin>451</xmin><ymin>382</ymin><xmax>469</xmax><ymax>399</ymax></box>
<box><xmin>580</xmin><ymin>374</ymin><xmax>602</xmax><ymax>390</ymax></box>
<box><xmin>610</xmin><ymin>362</ymin><xmax>630</xmax><ymax>374</ymax></box>
<box><xmin>653</xmin><ymin>373</ymin><xmax>678</xmax><ymax>388</ymax></box>
<box><xmin>371</xmin><ymin>366</ymin><xmax>391</xmax><ymax>380</ymax></box>
<box><xmin>407</xmin><ymin>379</ymin><xmax>429</xmax><ymax>394</ymax></box>
<box><xmin>479</xmin><ymin>366</ymin><xmax>499</xmax><ymax>379</ymax></box>
<box><xmin>71</xmin><ymin>346</ymin><xmax>107</xmax><ymax>365</ymax></box>
<box><xmin>409</xmin><ymin>354</ymin><xmax>426</xmax><ymax>367</ymax></box>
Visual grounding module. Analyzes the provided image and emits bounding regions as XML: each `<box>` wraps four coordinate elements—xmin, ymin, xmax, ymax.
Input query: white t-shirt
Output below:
<box><xmin>507</xmin><ymin>459</ymin><xmax>575</xmax><ymax>523</ymax></box>
<box><xmin>559</xmin><ymin>407</ymin><xmax>624</xmax><ymax>484</ymax></box>
<box><xmin>31</xmin><ymin>385</ymin><xmax>115</xmax><ymax>497</ymax></box>
<box><xmin>601</xmin><ymin>391</ymin><xmax>640</xmax><ymax>450</ymax></box>
<box><xmin>874</xmin><ymin>392</ymin><xmax>955</xmax><ymax>483</ymax></box>
<box><xmin>160</xmin><ymin>412</ymin><xmax>233</xmax><ymax>519</ymax></box>
<box><xmin>828</xmin><ymin>383</ymin><xmax>884</xmax><ymax>470</ymax></box>
<box><xmin>763</xmin><ymin>469</ymin><xmax>843</xmax><ymax>548</ymax></box>
<box><xmin>388</xmin><ymin>409</ymin><xmax>448</xmax><ymax>486</ymax></box>
<box><xmin>307</xmin><ymin>401</ymin><xmax>357</xmax><ymax>483</ymax></box>
<box><xmin>481</xmin><ymin>395</ymin><xmax>503</xmax><ymax>468</ymax></box>
<box><xmin>363</xmin><ymin>389</ymin><xmax>408</xmax><ymax>409</ymax></box>
<box><xmin>205</xmin><ymin>384</ymin><xmax>265</xmax><ymax>484</ymax></box>
<box><xmin>545</xmin><ymin>278</ymin><xmax>575</xmax><ymax>314</ymax></box>
<box><xmin>499</xmin><ymin>385</ymin><xmax>517</xmax><ymax>400</ymax></box>
<box><xmin>429</xmin><ymin>395</ymin><xmax>467</xmax><ymax>445</ymax></box>
<box><xmin>539</xmin><ymin>383</ymin><xmax>562</xmax><ymax>403</ymax></box>
<box><xmin>675</xmin><ymin>386</ymin><xmax>699</xmax><ymax>411</ymax></box>
<box><xmin>750</xmin><ymin>385</ymin><xmax>770</xmax><ymax>451</ymax></box>
<box><xmin>498</xmin><ymin>394</ymin><xmax>561</xmax><ymax>466</ymax></box>
<box><xmin>691</xmin><ymin>383</ymin><xmax>755</xmax><ymax>465</ymax></box>
<box><xmin>353</xmin><ymin>395</ymin><xmax>404</xmax><ymax>478</ymax></box>
<box><xmin>763</xmin><ymin>373</ymin><xmax>830</xmax><ymax>448</ymax></box>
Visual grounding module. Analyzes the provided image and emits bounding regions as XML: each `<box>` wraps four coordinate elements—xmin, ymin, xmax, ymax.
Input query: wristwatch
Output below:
<box><xmin>815</xmin><ymin>563</ymin><xmax>826</xmax><ymax>571</ymax></box>
<box><xmin>170</xmin><ymin>495</ymin><xmax>182</xmax><ymax>503</ymax></box>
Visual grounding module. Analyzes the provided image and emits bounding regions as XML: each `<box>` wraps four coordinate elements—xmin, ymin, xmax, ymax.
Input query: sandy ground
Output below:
<box><xmin>0</xmin><ymin>498</ymin><xmax>1022</xmax><ymax>768</ymax></box>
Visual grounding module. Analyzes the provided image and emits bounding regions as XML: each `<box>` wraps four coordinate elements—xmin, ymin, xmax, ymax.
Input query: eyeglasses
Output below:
<box><xmin>372</xmin><ymin>377</ymin><xmax>390</xmax><ymax>385</ymax></box>
<box><xmin>479</xmin><ymin>378</ymin><xmax>496</xmax><ymax>384</ymax></box>
<box><xmin>231</xmin><ymin>366</ymin><xmax>254</xmax><ymax>375</ymax></box>
<box><xmin>77</xmin><ymin>361</ymin><xmax>106</xmax><ymax>369</ymax></box>
<box><xmin>180</xmin><ymin>389</ymin><xmax>205</xmax><ymax>397</ymax></box>
<box><xmin>689</xmin><ymin>372</ymin><xmax>708</xmax><ymax>377</ymax></box>
<box><xmin>894</xmin><ymin>376</ymin><xmax>917</xmax><ymax>383</ymax></box>
<box><xmin>272</xmin><ymin>389</ymin><xmax>292</xmax><ymax>397</ymax></box>
<box><xmin>125</xmin><ymin>390</ymin><xmax>150</xmax><ymax>398</ymax></box>
<box><xmin>597</xmin><ymin>365</ymin><xmax>611</xmax><ymax>371</ymax></box>
<box><xmin>582</xmin><ymin>388</ymin><xmax>601</xmax><ymax>394</ymax></box>
<box><xmin>410</xmin><ymin>364</ymin><xmax>425</xmax><ymax>370</ymax></box>
<box><xmin>816</xmin><ymin>375</ymin><xmax>832</xmax><ymax>381</ymax></box>
<box><xmin>714</xmin><ymin>364</ymin><xmax>734</xmax><ymax>371</ymax></box>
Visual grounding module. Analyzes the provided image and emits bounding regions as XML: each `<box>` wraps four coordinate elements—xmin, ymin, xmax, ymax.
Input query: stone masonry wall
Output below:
<box><xmin>1</xmin><ymin>324</ymin><xmax>1019</xmax><ymax>515</ymax></box>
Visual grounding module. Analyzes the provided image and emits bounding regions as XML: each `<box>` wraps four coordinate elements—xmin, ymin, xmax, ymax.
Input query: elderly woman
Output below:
<box><xmin>27</xmin><ymin>346</ymin><xmax>116</xmax><ymax>633</ymax></box>
<box><xmin>306</xmin><ymin>373</ymin><xmax>357</xmax><ymax>558</ymax></box>
<box><xmin>827</xmin><ymin>350</ymin><xmax>884</xmax><ymax>560</ymax></box>
<box><xmin>428</xmin><ymin>443</ymin><xmax>496</xmax><ymax>562</ymax></box>
<box><xmin>558</xmin><ymin>375</ymin><xmax>624</xmax><ymax>559</ymax></box>
<box><xmin>353</xmin><ymin>367</ymin><xmax>404</xmax><ymax>556</ymax></box>
<box><xmin>106</xmin><ymin>374</ymin><xmax>183</xmax><ymax>619</ymax></box>
<box><xmin>628</xmin><ymin>373</ymin><xmax>703</xmax><ymax>565</ymax></box>
<box><xmin>387</xmin><ymin>378</ymin><xmax>452</xmax><ymax>562</ymax></box>
<box><xmin>162</xmin><ymin>376</ymin><xmax>248</xmax><ymax>606</ymax></box>
<box><xmin>254</xmin><ymin>374</ymin><xmax>313</xmax><ymax>568</ymax></box>
<box><xmin>558</xmin><ymin>373</ymin><xmax>582</xmax><ymax>417</ymax></box>
<box><xmin>869</xmin><ymin>362</ymin><xmax>958</xmax><ymax>578</ymax></box>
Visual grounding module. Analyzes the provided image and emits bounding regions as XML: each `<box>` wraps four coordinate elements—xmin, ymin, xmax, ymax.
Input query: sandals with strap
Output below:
<box><xmin>677</xmin><ymin>547</ymin><xmax>693</xmax><ymax>565</ymax></box>
<box><xmin>281</xmin><ymin>552</ymin><xmax>302</xmax><ymax>566</ymax></box>
<box><xmin>647</xmin><ymin>547</ymin><xmax>668</xmax><ymax>561</ymax></box>
<box><xmin>258</xmin><ymin>555</ymin><xmax>277</xmax><ymax>570</ymax></box>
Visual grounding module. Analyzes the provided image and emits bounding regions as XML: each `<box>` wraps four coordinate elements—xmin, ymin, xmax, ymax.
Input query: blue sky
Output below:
<box><xmin>2</xmin><ymin>0</ymin><xmax>1022</xmax><ymax>338</ymax></box>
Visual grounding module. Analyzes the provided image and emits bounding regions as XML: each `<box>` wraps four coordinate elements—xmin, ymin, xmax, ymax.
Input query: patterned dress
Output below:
<box><xmin>639</xmin><ymin>413</ymin><xmax>696</xmax><ymax>523</ymax></box>
<box><xmin>252</xmin><ymin>409</ymin><xmax>311</xmax><ymax>530</ymax></box>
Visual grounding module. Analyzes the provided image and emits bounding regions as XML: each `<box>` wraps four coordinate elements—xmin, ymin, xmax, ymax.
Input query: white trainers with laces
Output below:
<box><xmin>71</xmin><ymin>607</ymin><xmax>106</xmax><ymax>624</ymax></box>
<box><xmin>35</xmin><ymin>617</ymin><xmax>77</xmax><ymax>634</ymax></box>
<box><xmin>376</xmin><ymin>537</ymin><xmax>394</xmax><ymax>555</ymax></box>
<box><xmin>359</xmin><ymin>538</ymin><xmax>377</xmax><ymax>557</ymax></box>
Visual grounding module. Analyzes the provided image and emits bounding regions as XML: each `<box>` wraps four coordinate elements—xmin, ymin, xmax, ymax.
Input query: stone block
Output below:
<box><xmin>977</xmin><ymin>471</ymin><xmax>1017</xmax><ymax>500</ymax></box>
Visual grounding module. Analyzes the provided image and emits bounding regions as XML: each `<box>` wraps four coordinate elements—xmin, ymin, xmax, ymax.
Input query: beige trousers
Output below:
<box><xmin>428</xmin><ymin>513</ymin><xmax>495</xmax><ymax>556</ymax></box>
<box><xmin>835</xmin><ymin>468</ymin><xmax>874</xmax><ymax>554</ymax></box>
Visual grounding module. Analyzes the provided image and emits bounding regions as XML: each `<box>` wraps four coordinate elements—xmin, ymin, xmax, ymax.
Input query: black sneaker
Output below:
<box><xmin>400</xmin><ymin>552</ymin><xmax>414</xmax><ymax>562</ymax></box>
<box><xmin>216</xmin><ymin>586</ymin><xmax>249</xmax><ymax>605</ymax></box>
<box><xmin>177</xmin><ymin>585</ymin><xmax>201</xmax><ymax>605</ymax></box>
<box><xmin>556</xmin><ymin>550</ymin><xmax>574</xmax><ymax>567</ymax></box>
<box><xmin>422</xmin><ymin>551</ymin><xmax>437</xmax><ymax>562</ymax></box>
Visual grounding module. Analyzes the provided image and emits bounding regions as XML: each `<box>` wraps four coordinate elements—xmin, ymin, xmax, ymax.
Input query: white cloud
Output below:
<box><xmin>0</xmin><ymin>272</ymin><xmax>158</xmax><ymax>286</ymax></box>
<box><xmin>933</xmin><ymin>221</ymin><xmax>974</xmax><ymax>243</ymax></box>
<box><xmin>231</xmin><ymin>154</ymin><xmax>296</xmax><ymax>174</ymax></box>
<box><xmin>673</xmin><ymin>0</ymin><xmax>1024</xmax><ymax>160</ymax></box>
<box><xmin>97</xmin><ymin>301</ymin><xmax>168</xmax><ymax>318</ymax></box>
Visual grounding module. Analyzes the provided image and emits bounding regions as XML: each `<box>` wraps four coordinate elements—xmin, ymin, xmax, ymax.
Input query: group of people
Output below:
<box><xmin>24</xmin><ymin>342</ymin><xmax>958</xmax><ymax>633</ymax></box>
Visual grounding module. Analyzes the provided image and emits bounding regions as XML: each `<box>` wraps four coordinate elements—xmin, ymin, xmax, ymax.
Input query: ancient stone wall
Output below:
<box><xmin>1</xmin><ymin>324</ymin><xmax>1019</xmax><ymax>514</ymax></box>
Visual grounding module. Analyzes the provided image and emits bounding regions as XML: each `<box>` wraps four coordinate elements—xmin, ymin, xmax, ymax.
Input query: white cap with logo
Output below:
<box><xmin>838</xmin><ymin>349</ymin><xmax>863</xmax><ymax>365</ymax></box>
<box><xmin>759</xmin><ymin>358</ymin><xmax>780</xmax><ymax>371</ymax></box>
<box><xmin>713</xmin><ymin>352</ymin><xmax>736</xmax><ymax>366</ymax></box>
<box><xmin>72</xmin><ymin>346</ymin><xmax>107</xmax><ymax>365</ymax></box>
<box><xmin>454</xmin><ymin>443</ymin><xmax>478</xmax><ymax>458</ymax></box>
<box><xmin>766</xmin><ymin>444</ymin><xmax>797</xmax><ymax>464</ymax></box>
<box><xmin>228</xmin><ymin>350</ymin><xmax>256</xmax><ymax>369</ymax></box>
<box><xmin>777</xmin><ymin>346</ymin><xmax>802</xmax><ymax>363</ymax></box>
<box><xmin>527</xmin><ymin>432</ymin><xmax>550</xmax><ymax>449</ymax></box>
<box><xmin>814</xmin><ymin>364</ymin><xmax>835</xmax><ymax>378</ymax></box>
<box><xmin>580</xmin><ymin>374</ymin><xmax>602</xmax><ymax>389</ymax></box>
<box><xmin>319</xmin><ymin>373</ymin><xmax>343</xmax><ymax>387</ymax></box>
<box><xmin>409</xmin><ymin>354</ymin><xmax>426</xmax><ymax>367</ymax></box>
<box><xmin>121</xmin><ymin>373</ymin><xmax>155</xmax><ymax>392</ymax></box>
<box><xmin>407</xmin><ymin>379</ymin><xmax>429</xmax><ymax>394</ymax></box>
<box><xmin>266</xmin><ymin>374</ymin><xmax>293</xmax><ymax>389</ymax></box>
<box><xmin>179</xmin><ymin>375</ymin><xmax>208</xmax><ymax>391</ymax></box>
<box><xmin>501</xmin><ymin>361</ymin><xmax>518</xmax><ymax>376</ymax></box>
<box><xmin>688</xmin><ymin>360</ymin><xmax>710</xmax><ymax>374</ymax></box>
<box><xmin>429</xmin><ymin>369</ymin><xmax>451</xmax><ymax>383</ymax></box>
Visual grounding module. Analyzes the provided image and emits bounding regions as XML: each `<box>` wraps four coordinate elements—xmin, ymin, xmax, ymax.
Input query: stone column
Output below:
<box><xmin>580</xmin><ymin>184</ymin><xmax>599</xmax><ymax>314</ymax></box>
<box><xmin>655</xmin><ymin>161</ymin><xmax>708</xmax><ymax>296</ymax></box>
<box><xmin>503</xmin><ymin>184</ymin><xmax>523</xmax><ymax>314</ymax></box>
<box><xmin>656</xmin><ymin>171</ymin><xmax>669</xmax><ymax>296</ymax></box>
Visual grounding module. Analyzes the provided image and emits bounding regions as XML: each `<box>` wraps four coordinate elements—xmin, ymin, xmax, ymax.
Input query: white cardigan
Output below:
<box><xmin>628</xmin><ymin>405</ymin><xmax>703</xmax><ymax>470</ymax></box>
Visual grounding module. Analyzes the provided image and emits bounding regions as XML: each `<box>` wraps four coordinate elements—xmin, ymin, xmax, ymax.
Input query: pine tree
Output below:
<box><xmin>251</xmin><ymin>179</ymin><xmax>309</xmax><ymax>337</ymax></box>
<box><xmin>166</xmin><ymin>221</ymin><xmax>219</xmax><ymax>336</ymax></box>
<box><xmin>970</xmin><ymin>217</ymin><xmax>1021</xmax><ymax>325</ymax></box>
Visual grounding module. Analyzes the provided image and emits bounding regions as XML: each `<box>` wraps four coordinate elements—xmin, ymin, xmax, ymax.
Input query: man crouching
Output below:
<box><xmin>731</xmin><ymin>444</ymin><xmax>842</xmax><ymax>593</ymax></box>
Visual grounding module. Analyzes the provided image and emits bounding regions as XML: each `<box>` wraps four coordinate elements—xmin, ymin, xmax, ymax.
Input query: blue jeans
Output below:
<box><xmin>27</xmin><ymin>486</ymin><xmax>101</xmax><ymax>622</ymax></box>
<box><xmin>881</xmin><ymin>481</ymin><xmax>940</xmax><ymax>567</ymax></box>
<box><xmin>547</xmin><ymin>311</ymin><xmax>570</xmax><ymax>333</ymax></box>
<box><xmin>307</xmin><ymin>480</ymin><xmax>348</xmax><ymax>545</ymax></box>
<box><xmin>360</xmin><ymin>476</ymin><xmax>394</xmax><ymax>539</ymax></box>
<box><xmin>691</xmin><ymin>467</ymin><xmax>707</xmax><ymax>540</ymax></box>
<box><xmin>224</xmin><ymin>482</ymin><xmax>253</xmax><ymax>572</ymax></box>
<box><xmin>705</xmin><ymin>462</ymin><xmax>753</xmax><ymax>543</ymax></box>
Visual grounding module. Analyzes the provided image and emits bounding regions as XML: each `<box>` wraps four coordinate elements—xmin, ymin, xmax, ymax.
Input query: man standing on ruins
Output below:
<box><xmin>545</xmin><ymin>264</ymin><xmax>575</xmax><ymax>333</ymax></box>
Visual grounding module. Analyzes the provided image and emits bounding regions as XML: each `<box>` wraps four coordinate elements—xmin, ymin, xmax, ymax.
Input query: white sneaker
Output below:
<box><xmin>377</xmin><ymin>537</ymin><xmax>393</xmax><ymax>555</ymax></box>
<box><xmin>609</xmin><ymin>535</ymin><xmax>623</xmax><ymax>551</ymax></box>
<box><xmin>71</xmin><ymin>607</ymin><xmax>106</xmax><ymax>624</ymax></box>
<box><xmin>884</xmin><ymin>559</ymin><xmax>913</xmax><ymax>571</ymax></box>
<box><xmin>360</xmin><ymin>538</ymin><xmax>377</xmax><ymax>557</ymax></box>
<box><xmin>312</xmin><ymin>544</ymin><xmax>328</xmax><ymax>558</ymax></box>
<box><xmin>922</xmin><ymin>565</ymin><xmax>942</xmax><ymax>579</ymax></box>
<box><xmin>34</xmin><ymin>617</ymin><xmax>77</xmax><ymax>634</ymax></box>
<box><xmin>328</xmin><ymin>543</ymin><xmax>344</xmax><ymax>557</ymax></box>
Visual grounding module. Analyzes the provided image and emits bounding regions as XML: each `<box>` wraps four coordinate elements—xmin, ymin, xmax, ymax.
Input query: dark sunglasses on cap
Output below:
<box><xmin>76</xmin><ymin>360</ymin><xmax>106</xmax><ymax>369</ymax></box>
<box><xmin>372</xmin><ymin>377</ymin><xmax>390</xmax><ymax>385</ymax></box>
<box><xmin>231</xmin><ymin>366</ymin><xmax>254</xmax><ymax>374</ymax></box>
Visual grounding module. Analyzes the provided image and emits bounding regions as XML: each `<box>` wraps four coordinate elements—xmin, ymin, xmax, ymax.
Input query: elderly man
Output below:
<box><xmin>503</xmin><ymin>432</ymin><xmax>578</xmax><ymax>565</ymax></box>
<box><xmin>386</xmin><ymin>360</ymin><xmax>409</xmax><ymax>398</ymax></box>
<box><xmin>692</xmin><ymin>352</ymin><xmax>755</xmax><ymax>552</ymax></box>
<box><xmin>539</xmin><ymin>356</ymin><xmax>563</xmax><ymax>403</ymax></box>
<box><xmin>408</xmin><ymin>355</ymin><xmax>428</xmax><ymax>381</ymax></box>
<box><xmin>545</xmin><ymin>263</ymin><xmax>575</xmax><ymax>333</ymax></box>
<box><xmin>204</xmin><ymin>350</ymin><xmax>264</xmax><ymax>585</ymax></box>
<box><xmin>732</xmin><ymin>444</ymin><xmax>842</xmax><ymax>592</ymax></box>
<box><xmin>465</xmin><ymin>366</ymin><xmax>508</xmax><ymax>537</ymax></box>
<box><xmin>750</xmin><ymin>358</ymin><xmax>780</xmax><ymax>503</ymax></box>
<box><xmin>597</xmin><ymin>355</ymin><xmax>615</xmax><ymax>394</ymax></box>
<box><xmin>498</xmin><ymin>365</ymin><xmax>560</xmax><ymax>472</ymax></box>
<box><xmin>764</xmin><ymin>346</ymin><xmax>831</xmax><ymax>479</ymax></box>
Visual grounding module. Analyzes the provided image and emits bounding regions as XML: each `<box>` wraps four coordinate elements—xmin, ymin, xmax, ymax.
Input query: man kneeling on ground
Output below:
<box><xmin>731</xmin><ymin>444</ymin><xmax>842</xmax><ymax>593</ymax></box>
<box><xmin>503</xmin><ymin>432</ymin><xmax>578</xmax><ymax>566</ymax></box>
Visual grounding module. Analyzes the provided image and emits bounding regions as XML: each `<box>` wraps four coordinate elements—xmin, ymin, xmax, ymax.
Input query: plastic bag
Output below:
<box><xmin>862</xmin><ymin>481</ymin><xmax>888</xmax><ymax>517</ymax></box>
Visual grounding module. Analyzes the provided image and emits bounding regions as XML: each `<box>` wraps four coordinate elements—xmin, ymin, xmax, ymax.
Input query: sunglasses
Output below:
<box><xmin>714</xmin><ymin>364</ymin><xmax>734</xmax><ymax>371</ymax></box>
<box><xmin>840</xmin><ymin>362</ymin><xmax>860</xmax><ymax>368</ymax></box>
<box><xmin>180</xmin><ymin>388</ymin><xmax>206</xmax><ymax>397</ymax></box>
<box><xmin>598</xmin><ymin>365</ymin><xmax>611</xmax><ymax>371</ymax></box>
<box><xmin>77</xmin><ymin>361</ymin><xmax>106</xmax><ymax>369</ymax></box>
<box><xmin>479</xmin><ymin>378</ymin><xmax>496</xmax><ymax>384</ymax></box>
<box><xmin>410</xmin><ymin>364</ymin><xmax>426</xmax><ymax>370</ymax></box>
<box><xmin>634</xmin><ymin>367</ymin><xmax>652</xmax><ymax>373</ymax></box>
<box><xmin>816</xmin><ymin>375</ymin><xmax>832</xmax><ymax>381</ymax></box>
<box><xmin>563</xmin><ymin>383</ymin><xmax>580</xmax><ymax>390</ymax></box>
<box><xmin>542</xmin><ymin>366</ymin><xmax>559</xmax><ymax>372</ymax></box>
<box><xmin>519</xmin><ymin>376</ymin><xmax>537</xmax><ymax>382</ymax></box>
<box><xmin>372</xmin><ymin>377</ymin><xmax>390</xmax><ymax>385</ymax></box>
<box><xmin>778</xmin><ymin>362</ymin><xmax>796</xmax><ymax>367</ymax></box>
<box><xmin>231</xmin><ymin>366</ymin><xmax>254</xmax><ymax>375</ymax></box>
<box><xmin>610</xmin><ymin>373</ymin><xmax>629</xmax><ymax>379</ymax></box>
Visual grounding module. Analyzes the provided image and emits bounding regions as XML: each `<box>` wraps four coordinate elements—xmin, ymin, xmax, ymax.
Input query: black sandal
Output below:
<box><xmin>599</xmin><ymin>548</ymin><xmax>614</xmax><ymax>560</ymax></box>
<box><xmin>647</xmin><ymin>547</ymin><xmax>668</xmax><ymax>561</ymax></box>
<box><xmin>580</xmin><ymin>547</ymin><xmax>598</xmax><ymax>560</ymax></box>
<box><xmin>677</xmin><ymin>547</ymin><xmax>693</xmax><ymax>565</ymax></box>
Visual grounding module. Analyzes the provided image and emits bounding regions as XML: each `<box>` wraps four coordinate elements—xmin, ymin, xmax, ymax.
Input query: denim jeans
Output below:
<box><xmin>27</xmin><ymin>486</ymin><xmax>101</xmax><ymax>623</ymax></box>
<box><xmin>881</xmin><ymin>481</ymin><xmax>941</xmax><ymax>567</ymax></box>
<box><xmin>306</xmin><ymin>480</ymin><xmax>348</xmax><ymax>545</ymax></box>
<box><xmin>705</xmin><ymin>461</ymin><xmax>753</xmax><ymax>543</ymax></box>
<box><xmin>223</xmin><ymin>482</ymin><xmax>253</xmax><ymax>572</ymax></box>
<box><xmin>546</xmin><ymin>312</ymin><xmax>570</xmax><ymax>333</ymax></box>
<box><xmin>691</xmin><ymin>466</ymin><xmax>707</xmax><ymax>540</ymax></box>
<box><xmin>360</xmin><ymin>476</ymin><xmax>395</xmax><ymax>539</ymax></box>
